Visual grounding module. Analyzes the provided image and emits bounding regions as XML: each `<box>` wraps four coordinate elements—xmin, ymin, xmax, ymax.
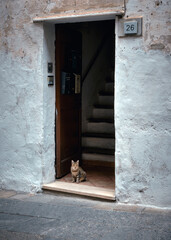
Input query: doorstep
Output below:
<box><xmin>42</xmin><ymin>181</ymin><xmax>115</xmax><ymax>201</ymax></box>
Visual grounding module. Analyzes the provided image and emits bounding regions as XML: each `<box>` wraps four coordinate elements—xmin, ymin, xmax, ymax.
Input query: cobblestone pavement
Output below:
<box><xmin>0</xmin><ymin>190</ymin><xmax>171</xmax><ymax>240</ymax></box>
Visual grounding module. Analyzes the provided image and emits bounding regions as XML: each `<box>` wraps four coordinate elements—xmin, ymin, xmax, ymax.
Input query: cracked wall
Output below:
<box><xmin>115</xmin><ymin>0</ymin><xmax>171</xmax><ymax>208</ymax></box>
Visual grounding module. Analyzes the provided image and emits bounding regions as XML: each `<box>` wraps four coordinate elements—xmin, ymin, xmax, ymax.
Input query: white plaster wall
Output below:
<box><xmin>42</xmin><ymin>23</ymin><xmax>56</xmax><ymax>184</ymax></box>
<box><xmin>115</xmin><ymin>0</ymin><xmax>171</xmax><ymax>208</ymax></box>
<box><xmin>0</xmin><ymin>1</ymin><xmax>56</xmax><ymax>192</ymax></box>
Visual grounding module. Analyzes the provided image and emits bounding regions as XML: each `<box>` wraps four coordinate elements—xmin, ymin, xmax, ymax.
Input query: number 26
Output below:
<box><xmin>126</xmin><ymin>24</ymin><xmax>134</xmax><ymax>31</ymax></box>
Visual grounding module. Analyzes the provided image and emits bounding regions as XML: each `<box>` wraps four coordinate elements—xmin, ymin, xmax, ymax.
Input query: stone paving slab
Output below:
<box><xmin>0</xmin><ymin>190</ymin><xmax>171</xmax><ymax>240</ymax></box>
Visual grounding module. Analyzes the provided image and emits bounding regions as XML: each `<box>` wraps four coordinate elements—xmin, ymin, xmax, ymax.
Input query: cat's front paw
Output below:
<box><xmin>72</xmin><ymin>178</ymin><xmax>75</xmax><ymax>183</ymax></box>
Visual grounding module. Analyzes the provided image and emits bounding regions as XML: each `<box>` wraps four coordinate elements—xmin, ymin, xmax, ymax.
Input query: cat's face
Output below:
<box><xmin>71</xmin><ymin>160</ymin><xmax>79</xmax><ymax>171</ymax></box>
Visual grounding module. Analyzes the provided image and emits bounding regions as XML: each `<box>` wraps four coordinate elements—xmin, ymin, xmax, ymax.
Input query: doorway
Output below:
<box><xmin>49</xmin><ymin>20</ymin><xmax>115</xmax><ymax>199</ymax></box>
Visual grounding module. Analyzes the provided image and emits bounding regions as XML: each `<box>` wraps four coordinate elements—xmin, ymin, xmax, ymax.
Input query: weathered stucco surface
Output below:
<box><xmin>33</xmin><ymin>0</ymin><xmax>124</xmax><ymax>16</ymax></box>
<box><xmin>0</xmin><ymin>0</ymin><xmax>56</xmax><ymax>192</ymax></box>
<box><xmin>115</xmin><ymin>0</ymin><xmax>171</xmax><ymax>207</ymax></box>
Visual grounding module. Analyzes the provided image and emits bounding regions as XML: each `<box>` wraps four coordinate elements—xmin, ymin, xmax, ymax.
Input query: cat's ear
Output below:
<box><xmin>71</xmin><ymin>160</ymin><xmax>74</xmax><ymax>164</ymax></box>
<box><xmin>77</xmin><ymin>160</ymin><xmax>79</xmax><ymax>165</ymax></box>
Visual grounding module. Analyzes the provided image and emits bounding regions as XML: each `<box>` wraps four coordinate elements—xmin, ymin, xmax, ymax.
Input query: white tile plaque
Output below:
<box><xmin>124</xmin><ymin>21</ymin><xmax>138</xmax><ymax>34</ymax></box>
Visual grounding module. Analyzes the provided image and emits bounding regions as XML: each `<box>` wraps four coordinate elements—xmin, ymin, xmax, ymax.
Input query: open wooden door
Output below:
<box><xmin>55</xmin><ymin>26</ymin><xmax>82</xmax><ymax>178</ymax></box>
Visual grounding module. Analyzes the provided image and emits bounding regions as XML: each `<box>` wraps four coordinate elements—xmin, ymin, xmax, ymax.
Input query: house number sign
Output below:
<box><xmin>124</xmin><ymin>21</ymin><xmax>138</xmax><ymax>34</ymax></box>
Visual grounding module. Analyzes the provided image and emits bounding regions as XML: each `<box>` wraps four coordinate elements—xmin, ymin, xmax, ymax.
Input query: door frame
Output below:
<box><xmin>37</xmin><ymin>13</ymin><xmax>118</xmax><ymax>186</ymax></box>
<box><xmin>55</xmin><ymin>18</ymin><xmax>116</xmax><ymax>180</ymax></box>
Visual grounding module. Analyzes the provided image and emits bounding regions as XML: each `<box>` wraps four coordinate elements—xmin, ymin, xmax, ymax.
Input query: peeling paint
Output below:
<box><xmin>150</xmin><ymin>42</ymin><xmax>165</xmax><ymax>50</ymax></box>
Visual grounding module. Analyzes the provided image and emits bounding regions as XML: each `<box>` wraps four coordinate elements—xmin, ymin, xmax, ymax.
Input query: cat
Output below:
<box><xmin>71</xmin><ymin>160</ymin><xmax>86</xmax><ymax>183</ymax></box>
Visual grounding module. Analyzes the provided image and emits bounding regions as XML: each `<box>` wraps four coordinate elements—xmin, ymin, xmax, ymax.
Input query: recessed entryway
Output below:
<box><xmin>43</xmin><ymin>166</ymin><xmax>115</xmax><ymax>200</ymax></box>
<box><xmin>44</xmin><ymin>19</ymin><xmax>115</xmax><ymax>200</ymax></box>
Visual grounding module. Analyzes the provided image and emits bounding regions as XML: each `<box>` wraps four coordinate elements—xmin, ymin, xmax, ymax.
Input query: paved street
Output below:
<box><xmin>0</xmin><ymin>190</ymin><xmax>171</xmax><ymax>240</ymax></box>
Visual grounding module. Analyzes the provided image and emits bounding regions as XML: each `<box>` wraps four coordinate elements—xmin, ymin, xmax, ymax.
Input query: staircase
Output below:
<box><xmin>82</xmin><ymin>79</ymin><xmax>115</xmax><ymax>168</ymax></box>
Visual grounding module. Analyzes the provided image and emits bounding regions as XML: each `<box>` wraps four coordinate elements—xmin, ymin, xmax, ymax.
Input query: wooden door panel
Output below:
<box><xmin>55</xmin><ymin>26</ymin><xmax>82</xmax><ymax>178</ymax></box>
<box><xmin>60</xmin><ymin>109</ymin><xmax>80</xmax><ymax>158</ymax></box>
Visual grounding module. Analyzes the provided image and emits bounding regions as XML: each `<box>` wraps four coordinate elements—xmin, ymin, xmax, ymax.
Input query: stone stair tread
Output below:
<box><xmin>88</xmin><ymin>118</ymin><xmax>114</xmax><ymax>123</ymax></box>
<box><xmin>94</xmin><ymin>104</ymin><xmax>113</xmax><ymax>109</ymax></box>
<box><xmin>82</xmin><ymin>132</ymin><xmax>115</xmax><ymax>138</ymax></box>
<box><xmin>84</xmin><ymin>76</ymin><xmax>115</xmax><ymax>162</ymax></box>
<box><xmin>82</xmin><ymin>152</ymin><xmax>114</xmax><ymax>162</ymax></box>
<box><xmin>82</xmin><ymin>147</ymin><xmax>114</xmax><ymax>155</ymax></box>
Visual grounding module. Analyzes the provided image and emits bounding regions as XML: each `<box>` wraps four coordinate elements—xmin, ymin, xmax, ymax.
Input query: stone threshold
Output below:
<box><xmin>42</xmin><ymin>181</ymin><xmax>115</xmax><ymax>201</ymax></box>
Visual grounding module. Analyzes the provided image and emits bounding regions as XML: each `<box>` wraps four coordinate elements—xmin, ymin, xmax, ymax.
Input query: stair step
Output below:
<box><xmin>92</xmin><ymin>108</ymin><xmax>114</xmax><ymax>119</ymax></box>
<box><xmin>99</xmin><ymin>91</ymin><xmax>113</xmax><ymax>96</ymax></box>
<box><xmin>43</xmin><ymin>181</ymin><xmax>115</xmax><ymax>201</ymax></box>
<box><xmin>82</xmin><ymin>147</ymin><xmax>114</xmax><ymax>155</ymax></box>
<box><xmin>82</xmin><ymin>152</ymin><xmax>114</xmax><ymax>162</ymax></box>
<box><xmin>82</xmin><ymin>132</ymin><xmax>115</xmax><ymax>138</ymax></box>
<box><xmin>88</xmin><ymin>118</ymin><xmax>114</xmax><ymax>123</ymax></box>
<box><xmin>87</xmin><ymin>122</ymin><xmax>114</xmax><ymax>134</ymax></box>
<box><xmin>98</xmin><ymin>95</ymin><xmax>114</xmax><ymax>105</ymax></box>
<box><xmin>82</xmin><ymin>136</ymin><xmax>114</xmax><ymax>149</ymax></box>
<box><xmin>94</xmin><ymin>104</ymin><xmax>113</xmax><ymax>109</ymax></box>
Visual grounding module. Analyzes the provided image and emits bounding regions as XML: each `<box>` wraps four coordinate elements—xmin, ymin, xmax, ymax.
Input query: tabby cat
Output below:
<box><xmin>71</xmin><ymin>160</ymin><xmax>86</xmax><ymax>183</ymax></box>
